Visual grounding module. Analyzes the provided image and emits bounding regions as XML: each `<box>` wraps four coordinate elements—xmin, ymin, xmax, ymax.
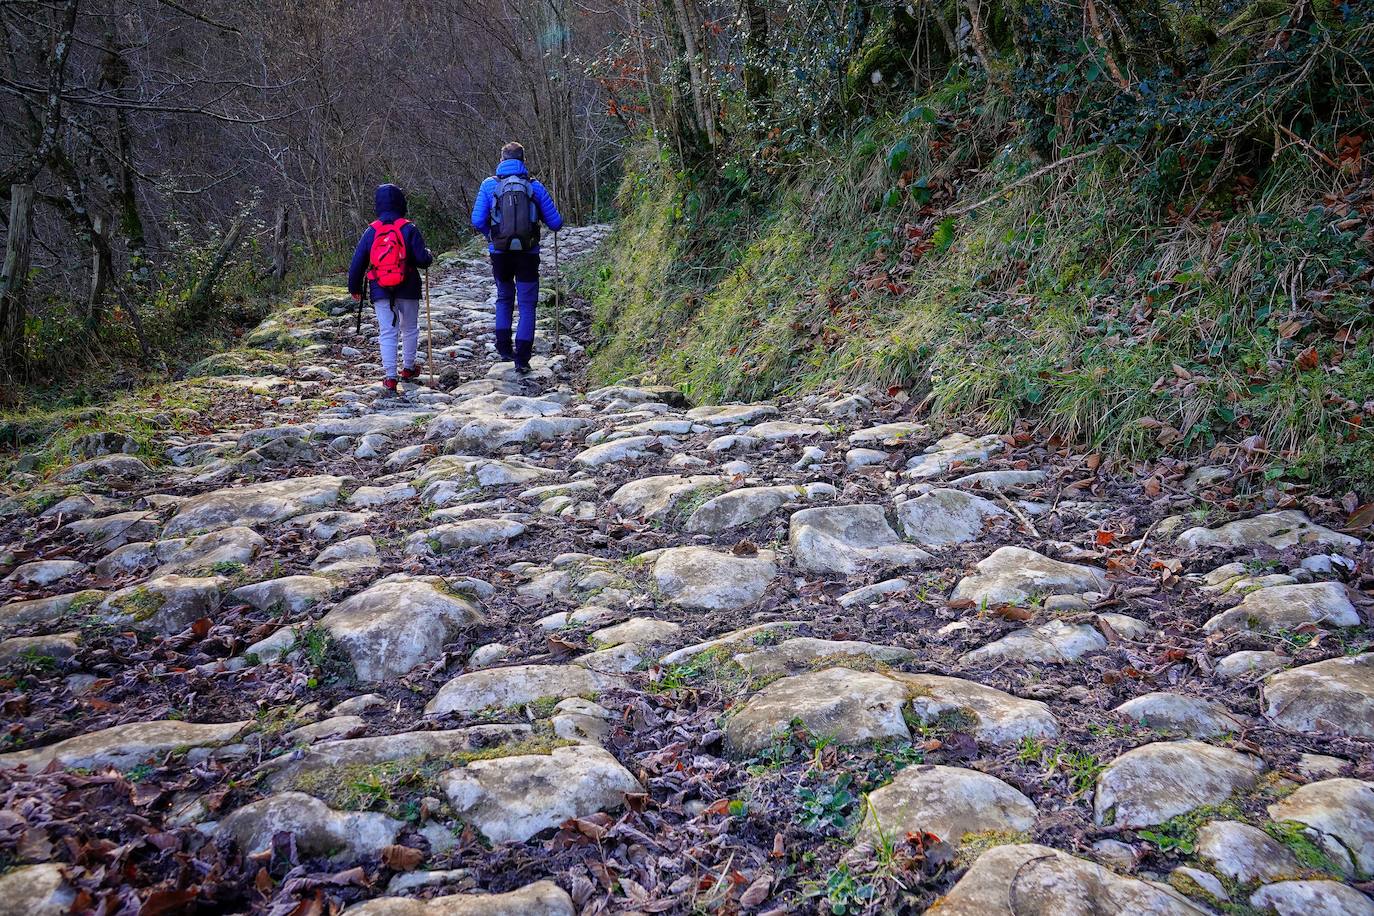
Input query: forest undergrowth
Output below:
<box><xmin>581</xmin><ymin>2</ymin><xmax>1374</xmax><ymax>496</ymax></box>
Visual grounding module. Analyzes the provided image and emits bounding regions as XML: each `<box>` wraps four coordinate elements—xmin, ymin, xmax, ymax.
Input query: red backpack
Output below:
<box><xmin>367</xmin><ymin>218</ymin><xmax>409</xmax><ymax>289</ymax></box>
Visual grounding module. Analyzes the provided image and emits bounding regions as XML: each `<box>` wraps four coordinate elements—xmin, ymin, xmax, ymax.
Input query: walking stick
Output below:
<box><xmin>552</xmin><ymin>230</ymin><xmax>562</xmax><ymax>353</ymax></box>
<box><xmin>424</xmin><ymin>269</ymin><xmax>435</xmax><ymax>386</ymax></box>
<box><xmin>355</xmin><ymin>278</ymin><xmax>366</xmax><ymax>335</ymax></box>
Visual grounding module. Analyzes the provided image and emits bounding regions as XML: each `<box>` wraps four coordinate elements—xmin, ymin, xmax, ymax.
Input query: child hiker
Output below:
<box><xmin>470</xmin><ymin>142</ymin><xmax>564</xmax><ymax>373</ymax></box>
<box><xmin>348</xmin><ymin>183</ymin><xmax>434</xmax><ymax>392</ymax></box>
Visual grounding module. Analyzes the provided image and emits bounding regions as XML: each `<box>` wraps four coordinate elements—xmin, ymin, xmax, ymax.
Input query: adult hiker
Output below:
<box><xmin>471</xmin><ymin>141</ymin><xmax>564</xmax><ymax>373</ymax></box>
<box><xmin>348</xmin><ymin>183</ymin><xmax>435</xmax><ymax>392</ymax></box>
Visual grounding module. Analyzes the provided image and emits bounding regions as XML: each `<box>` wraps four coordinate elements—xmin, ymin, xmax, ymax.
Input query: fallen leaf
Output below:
<box><xmin>1295</xmin><ymin>346</ymin><xmax>1320</xmax><ymax>371</ymax></box>
<box><xmin>739</xmin><ymin>872</ymin><xmax>773</xmax><ymax>908</ymax></box>
<box><xmin>381</xmin><ymin>844</ymin><xmax>424</xmax><ymax>871</ymax></box>
<box><xmin>1346</xmin><ymin>503</ymin><xmax>1374</xmax><ymax>531</ymax></box>
<box><xmin>992</xmin><ymin>604</ymin><xmax>1033</xmax><ymax>622</ymax></box>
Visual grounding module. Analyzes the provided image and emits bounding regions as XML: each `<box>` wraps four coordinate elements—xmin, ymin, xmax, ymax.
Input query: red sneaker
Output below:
<box><xmin>399</xmin><ymin>366</ymin><xmax>421</xmax><ymax>381</ymax></box>
<box><xmin>382</xmin><ymin>377</ymin><xmax>398</xmax><ymax>392</ymax></box>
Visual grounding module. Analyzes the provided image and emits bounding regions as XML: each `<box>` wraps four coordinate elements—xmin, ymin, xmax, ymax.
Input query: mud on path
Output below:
<box><xmin>1</xmin><ymin>226</ymin><xmax>1372</xmax><ymax>915</ymax></box>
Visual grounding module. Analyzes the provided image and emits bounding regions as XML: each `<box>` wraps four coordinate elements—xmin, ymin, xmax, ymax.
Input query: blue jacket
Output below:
<box><xmin>471</xmin><ymin>159</ymin><xmax>564</xmax><ymax>254</ymax></box>
<box><xmin>349</xmin><ymin>184</ymin><xmax>433</xmax><ymax>302</ymax></box>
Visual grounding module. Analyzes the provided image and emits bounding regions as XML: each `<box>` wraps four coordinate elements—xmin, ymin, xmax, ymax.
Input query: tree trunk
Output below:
<box><xmin>741</xmin><ymin>0</ymin><xmax>770</xmax><ymax>115</ymax></box>
<box><xmin>272</xmin><ymin>204</ymin><xmax>289</xmax><ymax>282</ymax></box>
<box><xmin>0</xmin><ymin>183</ymin><xmax>35</xmax><ymax>376</ymax></box>
<box><xmin>185</xmin><ymin>214</ymin><xmax>247</xmax><ymax>317</ymax></box>
<box><xmin>87</xmin><ymin>214</ymin><xmax>109</xmax><ymax>329</ymax></box>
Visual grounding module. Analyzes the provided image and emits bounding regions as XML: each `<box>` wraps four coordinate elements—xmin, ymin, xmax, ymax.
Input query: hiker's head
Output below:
<box><xmin>500</xmin><ymin>142</ymin><xmax>525</xmax><ymax>162</ymax></box>
<box><xmin>375</xmin><ymin>183</ymin><xmax>407</xmax><ymax>219</ymax></box>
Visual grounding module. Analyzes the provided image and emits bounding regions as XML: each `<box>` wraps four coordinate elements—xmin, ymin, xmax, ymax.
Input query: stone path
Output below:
<box><xmin>0</xmin><ymin>226</ymin><xmax>1371</xmax><ymax>914</ymax></box>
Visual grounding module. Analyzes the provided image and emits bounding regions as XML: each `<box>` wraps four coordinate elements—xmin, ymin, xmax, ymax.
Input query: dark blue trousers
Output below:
<box><xmin>491</xmin><ymin>251</ymin><xmax>540</xmax><ymax>343</ymax></box>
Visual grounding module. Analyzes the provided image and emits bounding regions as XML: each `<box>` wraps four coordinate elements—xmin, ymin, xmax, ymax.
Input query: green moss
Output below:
<box><xmin>1264</xmin><ymin>820</ymin><xmax>1345</xmax><ymax>876</ymax></box>
<box><xmin>956</xmin><ymin>830</ymin><xmax>1032</xmax><ymax>868</ymax></box>
<box><xmin>582</xmin><ymin>84</ymin><xmax>1374</xmax><ymax>491</ymax></box>
<box><xmin>290</xmin><ymin>735</ymin><xmax>575</xmax><ymax>818</ymax></box>
<box><xmin>116</xmin><ymin>587</ymin><xmax>165</xmax><ymax>622</ymax></box>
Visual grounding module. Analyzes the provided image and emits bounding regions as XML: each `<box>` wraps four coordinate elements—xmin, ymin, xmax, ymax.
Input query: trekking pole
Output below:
<box><xmin>424</xmin><ymin>269</ymin><xmax>435</xmax><ymax>386</ymax></box>
<box><xmin>355</xmin><ymin>278</ymin><xmax>366</xmax><ymax>335</ymax></box>
<box><xmin>552</xmin><ymin>230</ymin><xmax>562</xmax><ymax>353</ymax></box>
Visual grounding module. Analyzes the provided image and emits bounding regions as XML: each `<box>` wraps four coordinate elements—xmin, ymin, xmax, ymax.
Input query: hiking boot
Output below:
<box><xmin>382</xmin><ymin>377</ymin><xmax>398</xmax><ymax>393</ymax></box>
<box><xmin>399</xmin><ymin>366</ymin><xmax>421</xmax><ymax>381</ymax></box>
<box><xmin>513</xmin><ymin>339</ymin><xmax>533</xmax><ymax>374</ymax></box>
<box><xmin>494</xmin><ymin>329</ymin><xmax>515</xmax><ymax>361</ymax></box>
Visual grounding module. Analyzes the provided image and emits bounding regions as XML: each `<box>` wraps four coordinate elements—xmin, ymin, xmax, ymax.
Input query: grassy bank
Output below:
<box><xmin>580</xmin><ymin>78</ymin><xmax>1373</xmax><ymax>493</ymax></box>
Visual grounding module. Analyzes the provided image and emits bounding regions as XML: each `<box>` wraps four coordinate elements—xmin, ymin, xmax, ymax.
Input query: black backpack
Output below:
<box><xmin>491</xmin><ymin>175</ymin><xmax>539</xmax><ymax>252</ymax></box>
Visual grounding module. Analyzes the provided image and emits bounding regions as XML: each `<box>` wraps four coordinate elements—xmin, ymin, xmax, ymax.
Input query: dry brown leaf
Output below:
<box><xmin>381</xmin><ymin>844</ymin><xmax>424</xmax><ymax>871</ymax></box>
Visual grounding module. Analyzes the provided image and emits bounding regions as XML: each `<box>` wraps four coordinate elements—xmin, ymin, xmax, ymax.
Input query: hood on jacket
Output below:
<box><xmin>495</xmin><ymin>159</ymin><xmax>529</xmax><ymax>178</ymax></box>
<box><xmin>375</xmin><ymin>183</ymin><xmax>407</xmax><ymax>220</ymax></box>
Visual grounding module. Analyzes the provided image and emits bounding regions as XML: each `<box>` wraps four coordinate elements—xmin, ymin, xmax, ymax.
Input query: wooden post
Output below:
<box><xmin>88</xmin><ymin>214</ymin><xmax>110</xmax><ymax>329</ymax></box>
<box><xmin>1</xmin><ymin>183</ymin><xmax>35</xmax><ymax>374</ymax></box>
<box><xmin>272</xmin><ymin>204</ymin><xmax>289</xmax><ymax>283</ymax></box>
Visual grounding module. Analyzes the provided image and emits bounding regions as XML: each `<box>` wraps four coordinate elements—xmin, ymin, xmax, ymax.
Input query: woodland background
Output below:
<box><xmin>2</xmin><ymin>0</ymin><xmax>1372</xmax><ymax>490</ymax></box>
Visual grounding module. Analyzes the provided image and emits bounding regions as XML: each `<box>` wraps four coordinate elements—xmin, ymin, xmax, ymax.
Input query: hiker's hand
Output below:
<box><xmin>351</xmin><ymin>292</ymin><xmax>362</xmax><ymax>301</ymax></box>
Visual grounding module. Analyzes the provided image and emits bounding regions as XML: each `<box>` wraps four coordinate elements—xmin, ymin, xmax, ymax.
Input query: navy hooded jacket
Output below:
<box><xmin>471</xmin><ymin>159</ymin><xmax>564</xmax><ymax>254</ymax></box>
<box><xmin>348</xmin><ymin>184</ymin><xmax>434</xmax><ymax>302</ymax></box>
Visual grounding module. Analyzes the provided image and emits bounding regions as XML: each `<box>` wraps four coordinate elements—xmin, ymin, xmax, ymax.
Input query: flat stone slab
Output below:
<box><xmin>685</xmin><ymin>483</ymin><xmax>831</xmax><ymax>533</ymax></box>
<box><xmin>1267</xmin><ymin>778</ymin><xmax>1374</xmax><ymax>876</ymax></box>
<box><xmin>934</xmin><ymin>843</ymin><xmax>1209</xmax><ymax>915</ymax></box>
<box><xmin>406</xmin><ymin>518</ymin><xmax>525</xmax><ymax>554</ymax></box>
<box><xmin>319</xmin><ymin>577</ymin><xmax>483</xmax><ymax>682</ymax></box>
<box><xmin>725</xmin><ymin>667</ymin><xmax>909</xmax><ymax>755</ymax></box>
<box><xmin>858</xmin><ymin>764</ymin><xmax>1036</xmax><ymax>846</ymax></box>
<box><xmin>444</xmin><ymin>415</ymin><xmax>587</xmax><ymax>453</ymax></box>
<box><xmin>1093</xmin><ymin>740</ymin><xmax>1265</xmax><ymax>828</ymax></box>
<box><xmin>99</xmin><ymin>574</ymin><xmax>226</xmax><ymax>634</ymax></box>
<box><xmin>731</xmin><ymin>637</ymin><xmax>913</xmax><ymax>677</ymax></box>
<box><xmin>164</xmin><ymin>475</ymin><xmax>348</xmax><ymax>535</ymax></box>
<box><xmin>904</xmin><ymin>433</ymin><xmax>1004</xmax><ymax>479</ymax></box>
<box><xmin>686</xmin><ymin>403</ymin><xmax>778</xmax><ymax>426</ymax></box>
<box><xmin>1</xmin><ymin>590</ymin><xmax>104</xmax><ymax>633</ymax></box>
<box><xmin>63</xmin><ymin>510</ymin><xmax>159</xmax><ymax>549</ymax></box>
<box><xmin>1196</xmin><ymin>819</ymin><xmax>1300</xmax><ymax>885</ymax></box>
<box><xmin>1216</xmin><ymin>650</ymin><xmax>1289</xmax><ymax>680</ymax></box>
<box><xmin>259</xmin><ymin>725</ymin><xmax>529</xmax><ymax>789</ymax></box>
<box><xmin>1263</xmin><ymin>654</ymin><xmax>1374</xmax><ymax>738</ymax></box>
<box><xmin>1114</xmin><ymin>692</ymin><xmax>1247</xmax><ymax>737</ymax></box>
<box><xmin>0</xmin><ymin>632</ymin><xmax>79</xmax><ymax>667</ymax></box>
<box><xmin>440</xmin><ymin>744</ymin><xmax>642</xmax><ymax>843</ymax></box>
<box><xmin>891</xmin><ymin>673</ymin><xmax>1059</xmax><ymax>745</ymax></box>
<box><xmin>591</xmin><ymin>617</ymin><xmax>682</xmax><ymax>649</ymax></box>
<box><xmin>652</xmin><ymin>546</ymin><xmax>778</xmax><ymax>611</ymax></box>
<box><xmin>151</xmin><ymin>526</ymin><xmax>266</xmax><ymax>576</ymax></box>
<box><xmin>573</xmin><ymin>436</ymin><xmax>659</xmax><ymax>467</ymax></box>
<box><xmin>748</xmin><ymin>420</ymin><xmax>828</xmax><ymax>440</ymax></box>
<box><xmin>0</xmin><ymin>863</ymin><xmax>76</xmax><ymax>916</ymax></box>
<box><xmin>4</xmin><ymin>559</ymin><xmax>87</xmax><ymax>587</ymax></box>
<box><xmin>848</xmin><ymin>422</ymin><xmax>926</xmax><ymax>446</ymax></box>
<box><xmin>217</xmin><ymin>792</ymin><xmax>402</xmax><ymax>859</ymax></box>
<box><xmin>312</xmin><ymin>409</ymin><xmax>435</xmax><ymax>438</ymax></box>
<box><xmin>788</xmin><ymin>504</ymin><xmax>931</xmax><ymax>575</ymax></box>
<box><xmin>0</xmin><ymin>719</ymin><xmax>248</xmax><ymax>772</ymax></box>
<box><xmin>951</xmin><ymin>546</ymin><xmax>1108</xmax><ymax>606</ymax></box>
<box><xmin>1203</xmin><ymin>582</ymin><xmax>1360</xmax><ymax>634</ymax></box>
<box><xmin>413</xmin><ymin>455</ymin><xmax>551</xmax><ymax>491</ymax></box>
<box><xmin>346</xmin><ymin>882</ymin><xmax>574</xmax><ymax>916</ymax></box>
<box><xmin>947</xmin><ymin>469</ymin><xmax>1046</xmax><ymax>491</ymax></box>
<box><xmin>961</xmin><ymin>614</ymin><xmax>1147</xmax><ymax>665</ymax></box>
<box><xmin>610</xmin><ymin>474</ymin><xmax>726</xmax><ymax>519</ymax></box>
<box><xmin>426</xmin><ymin>664</ymin><xmax>618</xmax><ymax>716</ymax></box>
<box><xmin>659</xmin><ymin>621</ymin><xmax>803</xmax><ymax>666</ymax></box>
<box><xmin>1249</xmin><ymin>880</ymin><xmax>1374</xmax><ymax>916</ymax></box>
<box><xmin>896</xmin><ymin>488</ymin><xmax>1008</xmax><ymax>546</ymax></box>
<box><xmin>1177</xmin><ymin>509</ymin><xmax>1361</xmax><ymax>551</ymax></box>
<box><xmin>231</xmin><ymin>575</ymin><xmax>337</xmax><ymax>613</ymax></box>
